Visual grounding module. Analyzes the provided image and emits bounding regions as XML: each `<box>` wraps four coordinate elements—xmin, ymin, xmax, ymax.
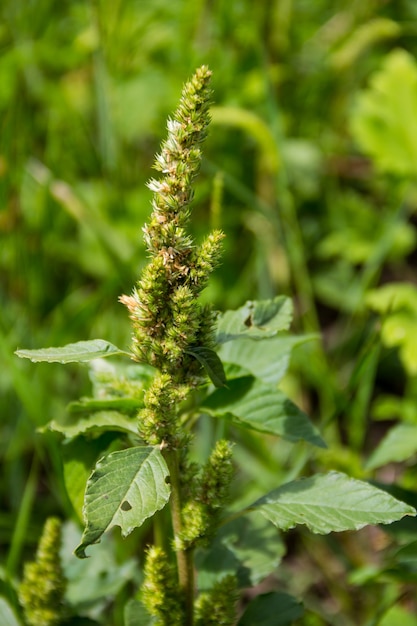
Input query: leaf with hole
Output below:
<box><xmin>75</xmin><ymin>446</ymin><xmax>170</xmax><ymax>558</ymax></box>
<box><xmin>216</xmin><ymin>296</ymin><xmax>293</xmax><ymax>343</ymax></box>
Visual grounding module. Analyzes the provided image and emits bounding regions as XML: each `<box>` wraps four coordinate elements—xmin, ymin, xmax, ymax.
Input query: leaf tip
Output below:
<box><xmin>74</xmin><ymin>544</ymin><xmax>89</xmax><ymax>559</ymax></box>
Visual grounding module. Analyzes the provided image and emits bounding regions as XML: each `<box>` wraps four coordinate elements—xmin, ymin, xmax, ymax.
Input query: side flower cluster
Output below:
<box><xmin>177</xmin><ymin>440</ymin><xmax>234</xmax><ymax>550</ymax></box>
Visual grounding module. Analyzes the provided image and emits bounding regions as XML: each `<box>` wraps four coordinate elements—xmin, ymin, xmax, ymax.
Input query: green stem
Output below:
<box><xmin>6</xmin><ymin>455</ymin><xmax>39</xmax><ymax>576</ymax></box>
<box><xmin>163</xmin><ymin>448</ymin><xmax>195</xmax><ymax>626</ymax></box>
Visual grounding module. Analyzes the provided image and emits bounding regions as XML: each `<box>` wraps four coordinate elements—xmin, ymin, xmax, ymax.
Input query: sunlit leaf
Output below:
<box><xmin>248</xmin><ymin>471</ymin><xmax>415</xmax><ymax>534</ymax></box>
<box><xmin>351</xmin><ymin>49</ymin><xmax>417</xmax><ymax>176</ymax></box>
<box><xmin>366</xmin><ymin>423</ymin><xmax>417</xmax><ymax>471</ymax></box>
<box><xmin>216</xmin><ymin>296</ymin><xmax>293</xmax><ymax>343</ymax></box>
<box><xmin>75</xmin><ymin>446</ymin><xmax>170</xmax><ymax>558</ymax></box>
<box><xmin>202</xmin><ymin>376</ymin><xmax>326</xmax><ymax>448</ymax></box>
<box><xmin>15</xmin><ymin>339</ymin><xmax>128</xmax><ymax>363</ymax></box>
<box><xmin>238</xmin><ymin>591</ymin><xmax>303</xmax><ymax>626</ymax></box>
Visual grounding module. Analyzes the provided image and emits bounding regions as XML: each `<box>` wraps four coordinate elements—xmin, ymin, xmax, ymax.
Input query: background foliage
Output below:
<box><xmin>3</xmin><ymin>1</ymin><xmax>417</xmax><ymax>624</ymax></box>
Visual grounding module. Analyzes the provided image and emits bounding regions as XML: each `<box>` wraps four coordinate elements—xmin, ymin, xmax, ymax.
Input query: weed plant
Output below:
<box><xmin>4</xmin><ymin>3</ymin><xmax>417</xmax><ymax>625</ymax></box>
<box><xmin>13</xmin><ymin>66</ymin><xmax>416</xmax><ymax>626</ymax></box>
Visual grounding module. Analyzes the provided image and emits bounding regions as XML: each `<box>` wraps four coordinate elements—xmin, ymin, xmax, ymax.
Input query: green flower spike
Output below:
<box><xmin>18</xmin><ymin>517</ymin><xmax>66</xmax><ymax>626</ymax></box>
<box><xmin>199</xmin><ymin>439</ymin><xmax>234</xmax><ymax>511</ymax></box>
<box><xmin>177</xmin><ymin>440</ymin><xmax>234</xmax><ymax>550</ymax></box>
<box><xmin>120</xmin><ymin>65</ymin><xmax>223</xmax><ymax>377</ymax></box>
<box><xmin>141</xmin><ymin>546</ymin><xmax>184</xmax><ymax>626</ymax></box>
<box><xmin>194</xmin><ymin>574</ymin><xmax>238</xmax><ymax>626</ymax></box>
<box><xmin>119</xmin><ymin>65</ymin><xmax>225</xmax><ymax>447</ymax></box>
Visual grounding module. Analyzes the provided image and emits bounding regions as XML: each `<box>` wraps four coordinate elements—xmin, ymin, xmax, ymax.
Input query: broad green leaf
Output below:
<box><xmin>186</xmin><ymin>347</ymin><xmax>226</xmax><ymax>387</ymax></box>
<box><xmin>75</xmin><ymin>446</ymin><xmax>170</xmax><ymax>558</ymax></box>
<box><xmin>15</xmin><ymin>339</ymin><xmax>128</xmax><ymax>363</ymax></box>
<box><xmin>216</xmin><ymin>296</ymin><xmax>293</xmax><ymax>343</ymax></box>
<box><xmin>366</xmin><ymin>424</ymin><xmax>417</xmax><ymax>471</ymax></box>
<box><xmin>0</xmin><ymin>598</ymin><xmax>21</xmax><ymax>626</ymax></box>
<box><xmin>351</xmin><ymin>49</ymin><xmax>417</xmax><ymax>177</ymax></box>
<box><xmin>196</xmin><ymin>514</ymin><xmax>285</xmax><ymax>589</ymax></box>
<box><xmin>219</xmin><ymin>335</ymin><xmax>316</xmax><ymax>386</ymax></box>
<box><xmin>62</xmin><ymin>434</ymin><xmax>121</xmax><ymax>522</ymax></box>
<box><xmin>237</xmin><ymin>591</ymin><xmax>303</xmax><ymax>626</ymax></box>
<box><xmin>44</xmin><ymin>411</ymin><xmax>139</xmax><ymax>440</ymax></box>
<box><xmin>248</xmin><ymin>471</ymin><xmax>415</xmax><ymax>534</ymax></box>
<box><xmin>202</xmin><ymin>376</ymin><xmax>326</xmax><ymax>448</ymax></box>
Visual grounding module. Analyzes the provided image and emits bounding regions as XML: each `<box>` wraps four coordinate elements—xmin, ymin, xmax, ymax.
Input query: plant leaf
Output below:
<box><xmin>196</xmin><ymin>514</ymin><xmax>285</xmax><ymax>590</ymax></box>
<box><xmin>202</xmin><ymin>376</ymin><xmax>326</xmax><ymax>448</ymax></box>
<box><xmin>366</xmin><ymin>423</ymin><xmax>417</xmax><ymax>471</ymax></box>
<box><xmin>237</xmin><ymin>591</ymin><xmax>303</xmax><ymax>626</ymax></box>
<box><xmin>15</xmin><ymin>339</ymin><xmax>128</xmax><ymax>363</ymax></box>
<box><xmin>186</xmin><ymin>347</ymin><xmax>226</xmax><ymax>387</ymax></box>
<box><xmin>216</xmin><ymin>296</ymin><xmax>293</xmax><ymax>343</ymax></box>
<box><xmin>248</xmin><ymin>471</ymin><xmax>416</xmax><ymax>534</ymax></box>
<box><xmin>219</xmin><ymin>335</ymin><xmax>316</xmax><ymax>386</ymax></box>
<box><xmin>75</xmin><ymin>446</ymin><xmax>170</xmax><ymax>558</ymax></box>
<box><xmin>62</xmin><ymin>434</ymin><xmax>118</xmax><ymax>522</ymax></box>
<box><xmin>351</xmin><ymin>49</ymin><xmax>417</xmax><ymax>177</ymax></box>
<box><xmin>44</xmin><ymin>411</ymin><xmax>139</xmax><ymax>440</ymax></box>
